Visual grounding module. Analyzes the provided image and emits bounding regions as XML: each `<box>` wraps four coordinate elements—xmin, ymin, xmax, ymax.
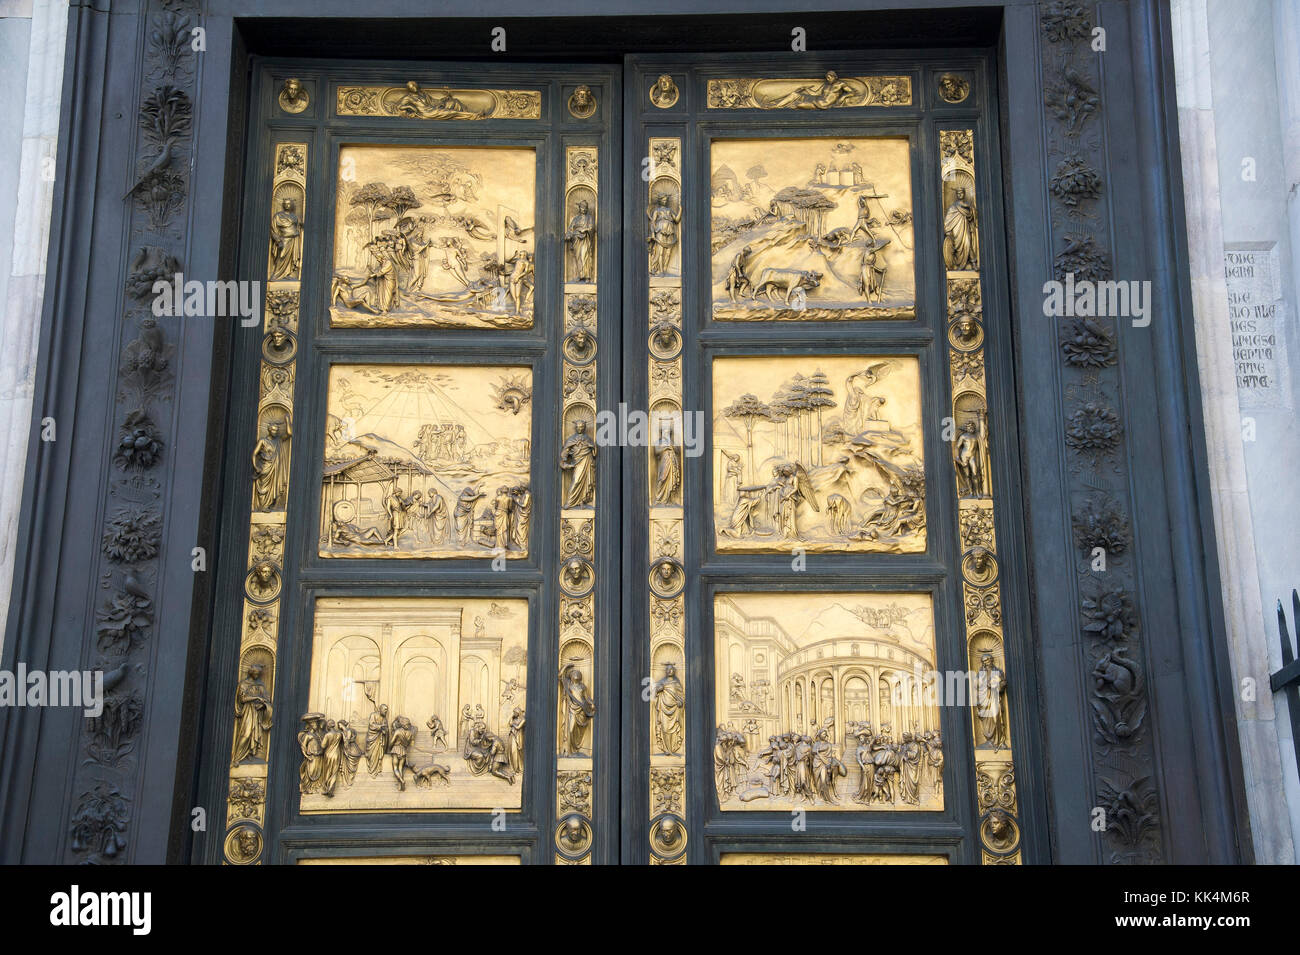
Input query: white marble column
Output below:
<box><xmin>0</xmin><ymin>0</ymin><xmax>68</xmax><ymax>652</ymax></box>
<box><xmin>1171</xmin><ymin>0</ymin><xmax>1299</xmax><ymax>863</ymax></box>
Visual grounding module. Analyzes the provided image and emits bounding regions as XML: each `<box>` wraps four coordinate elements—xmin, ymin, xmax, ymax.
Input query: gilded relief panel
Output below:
<box><xmin>706</xmin><ymin>74</ymin><xmax>912</xmax><ymax>110</ymax></box>
<box><xmin>319</xmin><ymin>363</ymin><xmax>532</xmax><ymax>559</ymax></box>
<box><xmin>299</xmin><ymin>855</ymin><xmax>522</xmax><ymax>865</ymax></box>
<box><xmin>330</xmin><ymin>145</ymin><xmax>536</xmax><ymax>329</ymax></box>
<box><xmin>713</xmin><ymin>355</ymin><xmax>925</xmax><ymax>554</ymax></box>
<box><xmin>714</xmin><ymin>592</ymin><xmax>943</xmax><ymax>812</ymax></box>
<box><xmin>710</xmin><ymin>137</ymin><xmax>915</xmax><ymax>321</ymax></box>
<box><xmin>720</xmin><ymin>853</ymin><xmax>946</xmax><ymax>865</ymax></box>
<box><xmin>299</xmin><ymin>596</ymin><xmax>527</xmax><ymax>813</ymax></box>
<box><xmin>335</xmin><ymin>83</ymin><xmax>541</xmax><ymax>120</ymax></box>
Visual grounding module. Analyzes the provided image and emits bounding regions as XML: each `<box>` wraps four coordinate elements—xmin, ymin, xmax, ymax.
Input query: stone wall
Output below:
<box><xmin>1173</xmin><ymin>0</ymin><xmax>1300</xmax><ymax>863</ymax></box>
<box><xmin>0</xmin><ymin>0</ymin><xmax>66</xmax><ymax>653</ymax></box>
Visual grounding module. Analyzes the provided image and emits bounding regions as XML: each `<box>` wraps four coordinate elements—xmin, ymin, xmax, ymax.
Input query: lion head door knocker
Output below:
<box><xmin>279</xmin><ymin>77</ymin><xmax>310</xmax><ymax>114</ymax></box>
<box><xmin>650</xmin><ymin>74</ymin><xmax>679</xmax><ymax>109</ymax></box>
<box><xmin>568</xmin><ymin>85</ymin><xmax>597</xmax><ymax>119</ymax></box>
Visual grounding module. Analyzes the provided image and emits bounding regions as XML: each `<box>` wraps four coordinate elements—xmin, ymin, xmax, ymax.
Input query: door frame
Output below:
<box><xmin>0</xmin><ymin>3</ymin><xmax>1246</xmax><ymax>866</ymax></box>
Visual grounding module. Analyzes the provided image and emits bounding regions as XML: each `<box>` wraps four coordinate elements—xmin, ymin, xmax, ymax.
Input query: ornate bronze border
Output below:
<box><xmin>940</xmin><ymin>128</ymin><xmax>1022</xmax><ymax>865</ymax></box>
<box><xmin>64</xmin><ymin>0</ymin><xmax>200</xmax><ymax>864</ymax></box>
<box><xmin>220</xmin><ymin>142</ymin><xmax>307</xmax><ymax>864</ymax></box>
<box><xmin>646</xmin><ymin>137</ymin><xmax>687</xmax><ymax>865</ymax></box>
<box><xmin>1038</xmin><ymin>0</ymin><xmax>1163</xmax><ymax>864</ymax></box>
<box><xmin>336</xmin><ymin>83</ymin><xmax>542</xmax><ymax>119</ymax></box>
<box><xmin>556</xmin><ymin>145</ymin><xmax>600</xmax><ymax>864</ymax></box>
<box><xmin>706</xmin><ymin>74</ymin><xmax>911</xmax><ymax>109</ymax></box>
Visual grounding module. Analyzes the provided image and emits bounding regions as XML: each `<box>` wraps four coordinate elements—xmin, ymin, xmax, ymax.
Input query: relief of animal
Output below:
<box><xmin>412</xmin><ymin>762</ymin><xmax>452</xmax><ymax>786</ymax></box>
<box><xmin>753</xmin><ymin>267</ymin><xmax>822</xmax><ymax>305</ymax></box>
<box><xmin>807</xmin><ymin>227</ymin><xmax>852</xmax><ymax>252</ymax></box>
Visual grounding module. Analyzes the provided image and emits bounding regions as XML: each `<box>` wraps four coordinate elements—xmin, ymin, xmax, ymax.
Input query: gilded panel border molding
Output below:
<box><xmin>336</xmin><ymin>83</ymin><xmax>542</xmax><ymax>120</ymax></box>
<box><xmin>646</xmin><ymin>137</ymin><xmax>687</xmax><ymax>865</ymax></box>
<box><xmin>720</xmin><ymin>853</ymin><xmax>948</xmax><ymax>865</ymax></box>
<box><xmin>939</xmin><ymin>128</ymin><xmax>1021</xmax><ymax>865</ymax></box>
<box><xmin>556</xmin><ymin>145</ymin><xmax>600</xmax><ymax>864</ymax></box>
<box><xmin>1037</xmin><ymin>0</ymin><xmax>1163</xmax><ymax>864</ymax></box>
<box><xmin>221</xmin><ymin>142</ymin><xmax>308</xmax><ymax>865</ymax></box>
<box><xmin>706</xmin><ymin>73</ymin><xmax>911</xmax><ymax>110</ymax></box>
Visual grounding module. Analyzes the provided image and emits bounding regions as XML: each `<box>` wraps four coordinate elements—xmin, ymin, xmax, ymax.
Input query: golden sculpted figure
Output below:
<box><xmin>298</xmin><ymin>714</ymin><xmax>326</xmax><ymax>795</ymax></box>
<box><xmin>251</xmin><ymin>415</ymin><xmax>291</xmax><ymax>510</ymax></box>
<box><xmin>974</xmin><ymin>653</ymin><xmax>1009</xmax><ymax>749</ymax></box>
<box><xmin>652</xmin><ymin>421</ymin><xmax>681</xmax><ymax>505</ymax></box>
<box><xmin>647</xmin><ymin>193</ymin><xmax>682</xmax><ymax>275</ymax></box>
<box><xmin>652</xmin><ymin>662</ymin><xmax>685</xmax><ymax>756</ymax></box>
<box><xmin>231</xmin><ymin>663</ymin><xmax>273</xmax><ymax>765</ymax></box>
<box><xmin>766</xmin><ymin>71</ymin><xmax>860</xmax><ymax>109</ymax></box>
<box><xmin>365</xmin><ymin>704</ymin><xmax>389</xmax><ymax>777</ymax></box>
<box><xmin>395</xmin><ymin>81</ymin><xmax>477</xmax><ymax>119</ymax></box>
<box><xmin>268</xmin><ymin>199</ymin><xmax>303</xmax><ymax>279</ymax></box>
<box><xmin>558</xmin><ymin>662</ymin><xmax>596</xmax><ymax>755</ymax></box>
<box><xmin>943</xmin><ymin>186</ymin><xmax>979</xmax><ymax>270</ymax></box>
<box><xmin>278</xmin><ymin>77</ymin><xmax>309</xmax><ymax>114</ymax></box>
<box><xmin>565</xmin><ymin>199</ymin><xmax>597</xmax><ymax>282</ymax></box>
<box><xmin>560</xmin><ymin>420</ymin><xmax>597</xmax><ymax>508</ymax></box>
<box><xmin>650</xmin><ymin>74</ymin><xmax>679</xmax><ymax>108</ymax></box>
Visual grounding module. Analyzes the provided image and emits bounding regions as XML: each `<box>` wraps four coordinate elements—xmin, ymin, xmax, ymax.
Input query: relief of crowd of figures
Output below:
<box><xmin>329</xmin><ymin>146</ymin><xmax>537</xmax><ymax>329</ymax></box>
<box><xmin>713</xmin><ymin>593</ymin><xmax>944</xmax><ymax>812</ymax></box>
<box><xmin>319</xmin><ymin>364</ymin><xmax>533</xmax><ymax>559</ymax></box>
<box><xmin>291</xmin><ymin>598</ymin><xmax>530</xmax><ymax>812</ymax></box>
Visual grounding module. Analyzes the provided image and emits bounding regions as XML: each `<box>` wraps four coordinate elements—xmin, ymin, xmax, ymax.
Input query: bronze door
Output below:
<box><xmin>203</xmin><ymin>52</ymin><xmax>1033</xmax><ymax>865</ymax></box>
<box><xmin>622</xmin><ymin>53</ymin><xmax>1031</xmax><ymax>865</ymax></box>
<box><xmin>207</xmin><ymin>62</ymin><xmax>625</xmax><ymax>865</ymax></box>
